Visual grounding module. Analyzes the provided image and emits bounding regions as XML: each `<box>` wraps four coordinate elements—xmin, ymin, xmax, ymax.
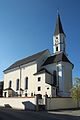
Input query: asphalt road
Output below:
<box><xmin>0</xmin><ymin>108</ymin><xmax>80</xmax><ymax>120</ymax></box>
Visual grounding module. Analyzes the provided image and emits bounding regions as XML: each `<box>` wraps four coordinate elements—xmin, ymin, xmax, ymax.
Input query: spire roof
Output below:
<box><xmin>54</xmin><ymin>13</ymin><xmax>65</xmax><ymax>35</ymax></box>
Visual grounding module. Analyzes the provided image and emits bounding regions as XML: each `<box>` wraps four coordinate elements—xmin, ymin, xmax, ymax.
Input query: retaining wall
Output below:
<box><xmin>0</xmin><ymin>97</ymin><xmax>36</xmax><ymax>110</ymax></box>
<box><xmin>47</xmin><ymin>97</ymin><xmax>80</xmax><ymax>110</ymax></box>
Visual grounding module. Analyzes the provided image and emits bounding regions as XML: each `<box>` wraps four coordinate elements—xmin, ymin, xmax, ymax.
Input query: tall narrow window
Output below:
<box><xmin>9</xmin><ymin>81</ymin><xmax>12</xmax><ymax>88</ymax></box>
<box><xmin>25</xmin><ymin>77</ymin><xmax>28</xmax><ymax>89</ymax></box>
<box><xmin>16</xmin><ymin>79</ymin><xmax>19</xmax><ymax>90</ymax></box>
<box><xmin>4</xmin><ymin>92</ymin><xmax>7</xmax><ymax>97</ymax></box>
<box><xmin>53</xmin><ymin>71</ymin><xmax>57</xmax><ymax>86</ymax></box>
<box><xmin>25</xmin><ymin>93</ymin><xmax>27</xmax><ymax>97</ymax></box>
<box><xmin>56</xmin><ymin>46</ymin><xmax>58</xmax><ymax>51</ymax></box>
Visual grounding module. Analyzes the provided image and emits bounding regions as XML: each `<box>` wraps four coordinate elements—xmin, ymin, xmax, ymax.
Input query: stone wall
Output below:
<box><xmin>47</xmin><ymin>97</ymin><xmax>80</xmax><ymax>110</ymax></box>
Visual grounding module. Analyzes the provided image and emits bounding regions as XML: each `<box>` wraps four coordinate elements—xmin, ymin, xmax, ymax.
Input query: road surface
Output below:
<box><xmin>0</xmin><ymin>108</ymin><xmax>80</xmax><ymax>120</ymax></box>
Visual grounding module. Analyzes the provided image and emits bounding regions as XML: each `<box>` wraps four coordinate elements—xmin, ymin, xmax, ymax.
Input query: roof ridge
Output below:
<box><xmin>42</xmin><ymin>52</ymin><xmax>74</xmax><ymax>67</ymax></box>
<box><xmin>15</xmin><ymin>49</ymin><xmax>48</xmax><ymax>63</ymax></box>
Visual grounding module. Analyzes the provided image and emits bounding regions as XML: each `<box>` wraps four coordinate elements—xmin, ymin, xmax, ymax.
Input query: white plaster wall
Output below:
<box><xmin>4</xmin><ymin>69</ymin><xmax>20</xmax><ymax>91</ymax></box>
<box><xmin>3</xmin><ymin>50</ymin><xmax>50</xmax><ymax>97</ymax></box>
<box><xmin>0</xmin><ymin>97</ymin><xmax>36</xmax><ymax>110</ymax></box>
<box><xmin>21</xmin><ymin>63</ymin><xmax>37</xmax><ymax>97</ymax></box>
<box><xmin>56</xmin><ymin>62</ymin><xmax>73</xmax><ymax>96</ymax></box>
<box><xmin>43</xmin><ymin>61</ymin><xmax>73</xmax><ymax>97</ymax></box>
<box><xmin>53</xmin><ymin>33</ymin><xmax>65</xmax><ymax>53</ymax></box>
<box><xmin>35</xmin><ymin>73</ymin><xmax>46</xmax><ymax>96</ymax></box>
<box><xmin>35</xmin><ymin>73</ymin><xmax>52</xmax><ymax>97</ymax></box>
<box><xmin>53</xmin><ymin>35</ymin><xmax>59</xmax><ymax>53</ymax></box>
<box><xmin>3</xmin><ymin>62</ymin><xmax>37</xmax><ymax>97</ymax></box>
<box><xmin>45</xmin><ymin>83</ymin><xmax>52</xmax><ymax>97</ymax></box>
<box><xmin>57</xmin><ymin>63</ymin><xmax>63</xmax><ymax>93</ymax></box>
<box><xmin>53</xmin><ymin>34</ymin><xmax>61</xmax><ymax>53</ymax></box>
<box><xmin>63</xmin><ymin>62</ymin><xmax>72</xmax><ymax>95</ymax></box>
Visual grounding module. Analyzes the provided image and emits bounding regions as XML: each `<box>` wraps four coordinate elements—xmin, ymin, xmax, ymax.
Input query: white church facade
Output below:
<box><xmin>3</xmin><ymin>14</ymin><xmax>74</xmax><ymax>98</ymax></box>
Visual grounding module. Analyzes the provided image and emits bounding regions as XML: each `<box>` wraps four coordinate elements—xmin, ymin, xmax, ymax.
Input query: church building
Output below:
<box><xmin>3</xmin><ymin>14</ymin><xmax>74</xmax><ymax>98</ymax></box>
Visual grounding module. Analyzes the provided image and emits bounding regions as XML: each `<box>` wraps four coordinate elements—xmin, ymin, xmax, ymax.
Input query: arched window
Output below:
<box><xmin>56</xmin><ymin>46</ymin><xmax>58</xmax><ymax>51</ymax></box>
<box><xmin>53</xmin><ymin>71</ymin><xmax>57</xmax><ymax>86</ymax></box>
<box><xmin>9</xmin><ymin>81</ymin><xmax>12</xmax><ymax>88</ymax></box>
<box><xmin>25</xmin><ymin>77</ymin><xmax>28</xmax><ymax>89</ymax></box>
<box><xmin>16</xmin><ymin>79</ymin><xmax>19</xmax><ymax>90</ymax></box>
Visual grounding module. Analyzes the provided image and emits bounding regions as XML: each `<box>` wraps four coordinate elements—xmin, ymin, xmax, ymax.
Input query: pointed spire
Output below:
<box><xmin>54</xmin><ymin>13</ymin><xmax>65</xmax><ymax>36</ymax></box>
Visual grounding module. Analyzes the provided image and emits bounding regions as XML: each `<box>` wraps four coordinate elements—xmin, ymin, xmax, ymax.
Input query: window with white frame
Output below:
<box><xmin>9</xmin><ymin>80</ymin><xmax>12</xmax><ymax>88</ymax></box>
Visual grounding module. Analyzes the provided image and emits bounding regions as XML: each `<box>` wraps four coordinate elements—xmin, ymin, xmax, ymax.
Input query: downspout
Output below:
<box><xmin>19</xmin><ymin>65</ymin><xmax>21</xmax><ymax>97</ymax></box>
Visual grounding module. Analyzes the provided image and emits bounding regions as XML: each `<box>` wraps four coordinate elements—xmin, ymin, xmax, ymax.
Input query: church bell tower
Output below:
<box><xmin>53</xmin><ymin>13</ymin><xmax>66</xmax><ymax>54</ymax></box>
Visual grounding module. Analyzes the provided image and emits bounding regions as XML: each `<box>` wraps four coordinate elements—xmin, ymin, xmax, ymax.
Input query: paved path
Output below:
<box><xmin>0</xmin><ymin>108</ymin><xmax>80</xmax><ymax>120</ymax></box>
<box><xmin>48</xmin><ymin>110</ymin><xmax>80</xmax><ymax>116</ymax></box>
<box><xmin>48</xmin><ymin>110</ymin><xmax>80</xmax><ymax>120</ymax></box>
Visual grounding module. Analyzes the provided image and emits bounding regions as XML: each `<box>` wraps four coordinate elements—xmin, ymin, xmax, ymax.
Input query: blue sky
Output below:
<box><xmin>0</xmin><ymin>0</ymin><xmax>80</xmax><ymax>80</ymax></box>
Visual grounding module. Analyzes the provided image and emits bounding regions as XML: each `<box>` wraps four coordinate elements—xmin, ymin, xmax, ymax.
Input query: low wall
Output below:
<box><xmin>0</xmin><ymin>97</ymin><xmax>36</xmax><ymax>110</ymax></box>
<box><xmin>47</xmin><ymin>97</ymin><xmax>80</xmax><ymax>110</ymax></box>
<box><xmin>0</xmin><ymin>97</ymin><xmax>79</xmax><ymax>111</ymax></box>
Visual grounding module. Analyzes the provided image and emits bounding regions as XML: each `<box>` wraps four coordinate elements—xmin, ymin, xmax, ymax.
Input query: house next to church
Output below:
<box><xmin>3</xmin><ymin>14</ymin><xmax>74</xmax><ymax>98</ymax></box>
